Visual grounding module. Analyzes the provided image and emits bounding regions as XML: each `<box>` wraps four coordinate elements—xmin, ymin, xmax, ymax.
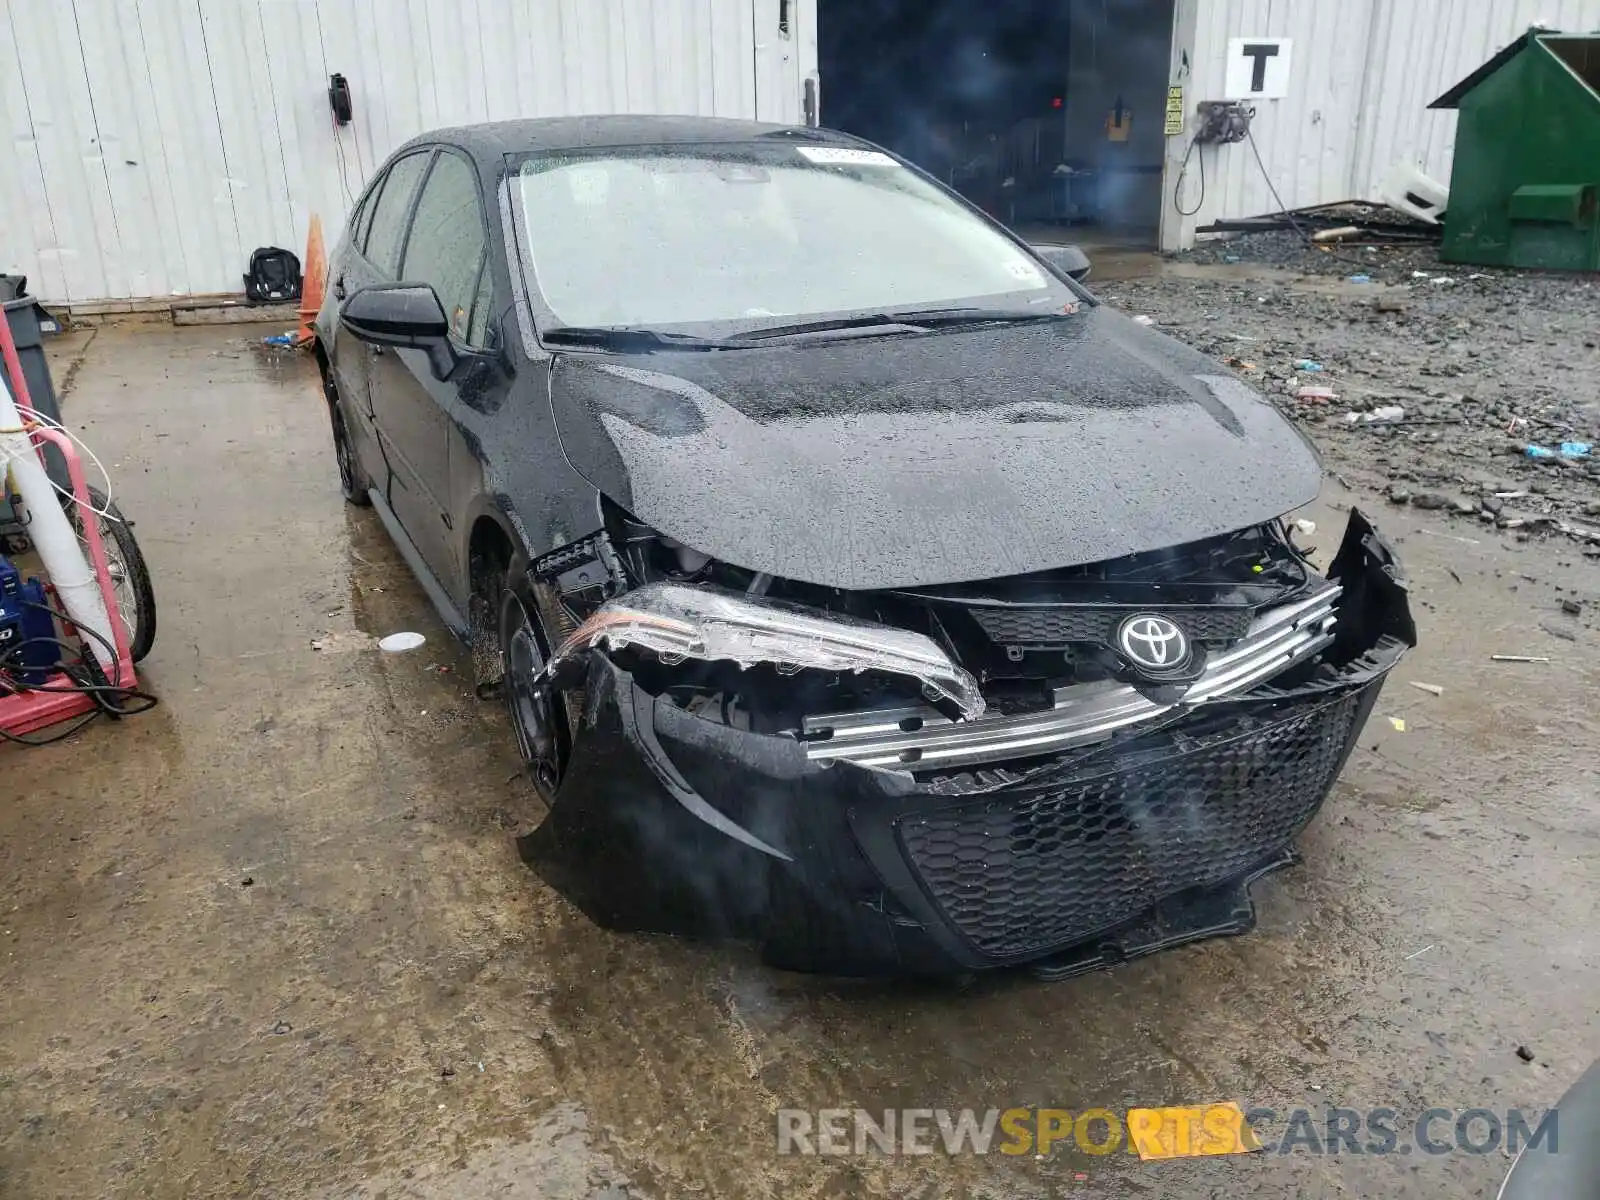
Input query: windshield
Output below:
<box><xmin>512</xmin><ymin>142</ymin><xmax>1081</xmax><ymax>331</ymax></box>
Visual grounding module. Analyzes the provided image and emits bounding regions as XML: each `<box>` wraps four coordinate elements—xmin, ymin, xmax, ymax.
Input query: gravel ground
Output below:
<box><xmin>1179</xmin><ymin>222</ymin><xmax>1444</xmax><ymax>283</ymax></box>
<box><xmin>1100</xmin><ymin>234</ymin><xmax>1600</xmax><ymax>549</ymax></box>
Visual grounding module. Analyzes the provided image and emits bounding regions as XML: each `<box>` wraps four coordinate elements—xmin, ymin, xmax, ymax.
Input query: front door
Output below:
<box><xmin>368</xmin><ymin>148</ymin><xmax>491</xmax><ymax>596</ymax></box>
<box><xmin>367</xmin><ymin>343</ymin><xmax>456</xmax><ymax>587</ymax></box>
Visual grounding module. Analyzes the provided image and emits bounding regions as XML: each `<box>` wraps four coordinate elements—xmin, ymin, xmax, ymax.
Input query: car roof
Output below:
<box><xmin>397</xmin><ymin>115</ymin><xmax>865</xmax><ymax>164</ymax></box>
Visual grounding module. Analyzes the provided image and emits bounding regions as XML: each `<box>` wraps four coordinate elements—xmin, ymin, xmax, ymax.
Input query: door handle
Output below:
<box><xmin>333</xmin><ymin>276</ymin><xmax>347</xmax><ymax>300</ymax></box>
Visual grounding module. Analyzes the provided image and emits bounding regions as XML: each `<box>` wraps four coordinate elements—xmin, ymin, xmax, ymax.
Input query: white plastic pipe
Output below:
<box><xmin>0</xmin><ymin>384</ymin><xmax>116</xmax><ymax>668</ymax></box>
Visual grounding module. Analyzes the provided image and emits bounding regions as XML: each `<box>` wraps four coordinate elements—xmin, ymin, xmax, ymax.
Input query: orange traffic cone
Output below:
<box><xmin>295</xmin><ymin>214</ymin><xmax>326</xmax><ymax>346</ymax></box>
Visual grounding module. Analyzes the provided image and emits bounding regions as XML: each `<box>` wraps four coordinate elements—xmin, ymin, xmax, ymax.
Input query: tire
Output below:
<box><xmin>78</xmin><ymin>487</ymin><xmax>157</xmax><ymax>663</ymax></box>
<box><xmin>493</xmin><ymin>559</ymin><xmax>569</xmax><ymax>805</ymax></box>
<box><xmin>322</xmin><ymin>371</ymin><xmax>372</xmax><ymax>507</ymax></box>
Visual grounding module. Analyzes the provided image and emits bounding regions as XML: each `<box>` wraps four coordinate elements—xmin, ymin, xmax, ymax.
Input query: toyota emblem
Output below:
<box><xmin>1116</xmin><ymin>613</ymin><xmax>1190</xmax><ymax>673</ymax></box>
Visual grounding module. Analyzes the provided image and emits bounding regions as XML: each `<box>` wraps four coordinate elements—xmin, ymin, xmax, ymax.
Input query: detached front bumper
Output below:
<box><xmin>521</xmin><ymin>511</ymin><xmax>1415</xmax><ymax>976</ymax></box>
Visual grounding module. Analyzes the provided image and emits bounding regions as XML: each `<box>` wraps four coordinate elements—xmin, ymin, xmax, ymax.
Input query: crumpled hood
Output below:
<box><xmin>548</xmin><ymin>307</ymin><xmax>1322</xmax><ymax>590</ymax></box>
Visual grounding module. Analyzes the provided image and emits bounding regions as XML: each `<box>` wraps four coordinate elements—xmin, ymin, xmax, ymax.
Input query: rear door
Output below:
<box><xmin>331</xmin><ymin>150</ymin><xmax>433</xmax><ymax>484</ymax></box>
<box><xmin>368</xmin><ymin>147</ymin><xmax>490</xmax><ymax>594</ymax></box>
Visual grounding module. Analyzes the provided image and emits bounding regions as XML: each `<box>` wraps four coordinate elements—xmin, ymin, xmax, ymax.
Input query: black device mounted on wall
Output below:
<box><xmin>328</xmin><ymin>73</ymin><xmax>353</xmax><ymax>125</ymax></box>
<box><xmin>1193</xmin><ymin>100</ymin><xmax>1253</xmax><ymax>144</ymax></box>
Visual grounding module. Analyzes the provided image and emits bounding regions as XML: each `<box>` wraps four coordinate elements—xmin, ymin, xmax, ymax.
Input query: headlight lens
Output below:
<box><xmin>546</xmin><ymin>583</ymin><xmax>985</xmax><ymax>721</ymax></box>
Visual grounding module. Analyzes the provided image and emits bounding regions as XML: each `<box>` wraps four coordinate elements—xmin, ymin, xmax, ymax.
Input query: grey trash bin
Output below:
<box><xmin>1</xmin><ymin>276</ymin><xmax>69</xmax><ymax>529</ymax></box>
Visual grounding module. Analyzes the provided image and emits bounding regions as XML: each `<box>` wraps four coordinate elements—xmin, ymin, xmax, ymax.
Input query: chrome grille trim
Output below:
<box><xmin>801</xmin><ymin>583</ymin><xmax>1342</xmax><ymax>770</ymax></box>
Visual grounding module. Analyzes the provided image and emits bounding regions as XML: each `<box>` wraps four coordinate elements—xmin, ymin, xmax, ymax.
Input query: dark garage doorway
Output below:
<box><xmin>817</xmin><ymin>0</ymin><xmax>1176</xmax><ymax>248</ymax></box>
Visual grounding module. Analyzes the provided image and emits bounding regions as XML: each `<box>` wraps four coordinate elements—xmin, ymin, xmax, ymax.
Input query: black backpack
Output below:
<box><xmin>244</xmin><ymin>247</ymin><xmax>302</xmax><ymax>304</ymax></box>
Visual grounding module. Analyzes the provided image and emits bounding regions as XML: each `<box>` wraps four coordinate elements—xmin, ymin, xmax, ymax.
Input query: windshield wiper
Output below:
<box><xmin>887</xmin><ymin>305</ymin><xmax>1076</xmax><ymax>325</ymax></box>
<box><xmin>543</xmin><ymin>306</ymin><xmax>1073</xmax><ymax>351</ymax></box>
<box><xmin>734</xmin><ymin>307</ymin><xmax>1071</xmax><ymax>343</ymax></box>
<box><xmin>541</xmin><ymin>325</ymin><xmax>732</xmax><ymax>351</ymax></box>
<box><xmin>731</xmin><ymin>314</ymin><xmax>926</xmax><ymax>342</ymax></box>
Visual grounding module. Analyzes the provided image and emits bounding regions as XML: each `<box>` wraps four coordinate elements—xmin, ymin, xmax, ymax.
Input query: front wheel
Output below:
<box><xmin>497</xmin><ymin>570</ymin><xmax>569</xmax><ymax>805</ymax></box>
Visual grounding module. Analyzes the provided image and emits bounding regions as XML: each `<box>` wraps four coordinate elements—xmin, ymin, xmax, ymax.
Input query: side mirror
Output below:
<box><xmin>340</xmin><ymin>283</ymin><xmax>458</xmax><ymax>379</ymax></box>
<box><xmin>1031</xmin><ymin>244</ymin><xmax>1092</xmax><ymax>282</ymax></box>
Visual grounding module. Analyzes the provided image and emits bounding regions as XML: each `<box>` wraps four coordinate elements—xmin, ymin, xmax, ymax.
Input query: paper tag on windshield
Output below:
<box><xmin>797</xmin><ymin>147</ymin><xmax>896</xmax><ymax>166</ymax></box>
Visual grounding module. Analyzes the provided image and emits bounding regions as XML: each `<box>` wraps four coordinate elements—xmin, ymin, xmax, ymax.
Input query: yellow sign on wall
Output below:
<box><xmin>1165</xmin><ymin>85</ymin><xmax>1185</xmax><ymax>135</ymax></box>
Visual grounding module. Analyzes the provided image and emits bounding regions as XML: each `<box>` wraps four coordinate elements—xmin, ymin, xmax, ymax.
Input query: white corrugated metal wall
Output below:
<box><xmin>1163</xmin><ymin>0</ymin><xmax>1600</xmax><ymax>249</ymax></box>
<box><xmin>0</xmin><ymin>0</ymin><xmax>815</xmax><ymax>305</ymax></box>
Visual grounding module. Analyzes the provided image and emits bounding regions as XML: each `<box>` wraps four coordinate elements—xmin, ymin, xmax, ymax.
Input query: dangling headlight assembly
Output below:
<box><xmin>540</xmin><ymin>582</ymin><xmax>985</xmax><ymax>722</ymax></box>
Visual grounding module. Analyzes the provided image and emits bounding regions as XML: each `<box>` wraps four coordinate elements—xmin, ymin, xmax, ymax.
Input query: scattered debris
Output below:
<box><xmin>1346</xmin><ymin>405</ymin><xmax>1405</xmax><ymax>424</ymax></box>
<box><xmin>1526</xmin><ymin>442</ymin><xmax>1591</xmax><ymax>459</ymax></box>
<box><xmin>1387</xmin><ymin>716</ymin><xmax>1407</xmax><ymax>732</ymax></box>
<box><xmin>1516</xmin><ymin>1045</ymin><xmax>1535</xmax><ymax>1063</ymax></box>
<box><xmin>1293</xmin><ymin>518</ymin><xmax>1317</xmax><ymax>536</ymax></box>
<box><xmin>1409</xmin><ymin>492</ymin><xmax>1451</xmax><ymax>510</ymax></box>
<box><xmin>1295</xmin><ymin>359</ymin><xmax>1324</xmax><ymax>372</ymax></box>
<box><xmin>1132</xmin><ymin>315</ymin><xmax>1155</xmax><ymax>326</ymax></box>
<box><xmin>1298</xmin><ymin>386</ymin><xmax>1339</xmax><ymax>402</ymax></box>
<box><xmin>241</xmin><ymin>876</ymin><xmax>254</xmax><ymax>887</ymax></box>
<box><xmin>1348</xmin><ymin>274</ymin><xmax>1372</xmax><ymax>284</ymax></box>
<box><xmin>1111</xmin><ymin>235</ymin><xmax>1600</xmax><ymax>546</ymax></box>
<box><xmin>271</xmin><ymin>1020</ymin><xmax>293</xmax><ymax>1035</ymax></box>
<box><xmin>1556</xmin><ymin>519</ymin><xmax>1600</xmax><ymax>543</ymax></box>
<box><xmin>1560</xmin><ymin>598</ymin><xmax>1583</xmax><ymax>615</ymax></box>
<box><xmin>1539</xmin><ymin>621</ymin><xmax>1578</xmax><ymax>642</ymax></box>
<box><xmin>1404</xmin><ymin>944</ymin><xmax>1436</xmax><ymax>960</ymax></box>
<box><xmin>1408</xmin><ymin>681</ymin><xmax>1444</xmax><ymax>696</ymax></box>
<box><xmin>1198</xmin><ymin>201</ymin><xmax>1442</xmax><ymax>244</ymax></box>
<box><xmin>378</xmin><ymin>631</ymin><xmax>427</xmax><ymax>653</ymax></box>
<box><xmin>1490</xmin><ymin>654</ymin><xmax>1550</xmax><ymax>663</ymax></box>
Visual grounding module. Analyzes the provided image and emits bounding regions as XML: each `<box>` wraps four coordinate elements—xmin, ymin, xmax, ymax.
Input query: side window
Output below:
<box><xmin>399</xmin><ymin>151</ymin><xmax>487</xmax><ymax>344</ymax></box>
<box><xmin>352</xmin><ymin>185</ymin><xmax>379</xmax><ymax>252</ymax></box>
<box><xmin>467</xmin><ymin>259</ymin><xmax>496</xmax><ymax>347</ymax></box>
<box><xmin>363</xmin><ymin>151</ymin><xmax>432</xmax><ymax>277</ymax></box>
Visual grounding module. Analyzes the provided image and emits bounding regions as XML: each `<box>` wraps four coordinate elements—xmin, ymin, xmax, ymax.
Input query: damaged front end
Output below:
<box><xmin>520</xmin><ymin>506</ymin><xmax>1415</xmax><ymax>977</ymax></box>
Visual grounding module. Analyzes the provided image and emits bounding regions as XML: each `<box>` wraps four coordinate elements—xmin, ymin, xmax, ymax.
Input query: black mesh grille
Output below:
<box><xmin>969</xmin><ymin>606</ymin><xmax>1251</xmax><ymax>646</ymax></box>
<box><xmin>898</xmin><ymin>692</ymin><xmax>1362</xmax><ymax>961</ymax></box>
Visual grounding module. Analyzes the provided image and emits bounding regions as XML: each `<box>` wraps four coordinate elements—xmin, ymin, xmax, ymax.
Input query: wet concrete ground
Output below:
<box><xmin>0</xmin><ymin>314</ymin><xmax>1595</xmax><ymax>1199</ymax></box>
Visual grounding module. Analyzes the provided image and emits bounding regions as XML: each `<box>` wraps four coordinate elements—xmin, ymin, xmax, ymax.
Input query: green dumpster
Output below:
<box><xmin>1430</xmin><ymin>28</ymin><xmax>1600</xmax><ymax>271</ymax></box>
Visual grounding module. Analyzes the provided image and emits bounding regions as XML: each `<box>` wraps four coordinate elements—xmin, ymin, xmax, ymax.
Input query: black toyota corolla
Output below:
<box><xmin>315</xmin><ymin>116</ymin><xmax>1415</xmax><ymax>977</ymax></box>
